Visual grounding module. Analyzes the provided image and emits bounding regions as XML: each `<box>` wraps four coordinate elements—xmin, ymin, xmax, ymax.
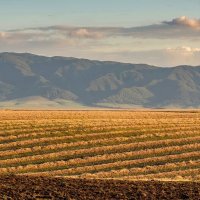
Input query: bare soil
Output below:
<box><xmin>0</xmin><ymin>175</ymin><xmax>199</xmax><ymax>200</ymax></box>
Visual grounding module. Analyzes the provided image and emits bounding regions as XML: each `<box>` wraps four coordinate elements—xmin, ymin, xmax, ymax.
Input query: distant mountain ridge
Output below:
<box><xmin>0</xmin><ymin>52</ymin><xmax>200</xmax><ymax>108</ymax></box>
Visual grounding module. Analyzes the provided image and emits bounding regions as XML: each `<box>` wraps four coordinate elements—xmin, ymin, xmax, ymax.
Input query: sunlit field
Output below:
<box><xmin>0</xmin><ymin>110</ymin><xmax>200</xmax><ymax>181</ymax></box>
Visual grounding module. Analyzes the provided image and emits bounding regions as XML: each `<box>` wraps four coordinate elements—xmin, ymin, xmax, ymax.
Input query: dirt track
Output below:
<box><xmin>0</xmin><ymin>175</ymin><xmax>199</xmax><ymax>199</ymax></box>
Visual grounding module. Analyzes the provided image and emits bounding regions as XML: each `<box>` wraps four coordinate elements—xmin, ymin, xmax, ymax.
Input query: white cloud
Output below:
<box><xmin>69</xmin><ymin>28</ymin><xmax>104</xmax><ymax>39</ymax></box>
<box><xmin>92</xmin><ymin>46</ymin><xmax>200</xmax><ymax>67</ymax></box>
<box><xmin>0</xmin><ymin>32</ymin><xmax>7</xmax><ymax>38</ymax></box>
<box><xmin>164</xmin><ymin>16</ymin><xmax>200</xmax><ymax>29</ymax></box>
<box><xmin>166</xmin><ymin>46</ymin><xmax>200</xmax><ymax>54</ymax></box>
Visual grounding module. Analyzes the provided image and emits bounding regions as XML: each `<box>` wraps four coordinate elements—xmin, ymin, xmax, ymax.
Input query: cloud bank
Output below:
<box><xmin>0</xmin><ymin>16</ymin><xmax>200</xmax><ymax>66</ymax></box>
<box><xmin>2</xmin><ymin>16</ymin><xmax>200</xmax><ymax>42</ymax></box>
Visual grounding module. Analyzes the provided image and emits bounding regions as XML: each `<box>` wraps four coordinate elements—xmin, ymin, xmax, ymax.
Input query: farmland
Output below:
<box><xmin>0</xmin><ymin>110</ymin><xmax>200</xmax><ymax>181</ymax></box>
<box><xmin>1</xmin><ymin>175</ymin><xmax>200</xmax><ymax>199</ymax></box>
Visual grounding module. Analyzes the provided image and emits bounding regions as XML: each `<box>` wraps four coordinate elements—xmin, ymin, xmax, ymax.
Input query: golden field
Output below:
<box><xmin>0</xmin><ymin>110</ymin><xmax>200</xmax><ymax>181</ymax></box>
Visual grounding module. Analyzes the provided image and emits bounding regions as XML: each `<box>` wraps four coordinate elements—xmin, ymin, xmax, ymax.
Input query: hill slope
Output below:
<box><xmin>1</xmin><ymin>52</ymin><xmax>200</xmax><ymax>108</ymax></box>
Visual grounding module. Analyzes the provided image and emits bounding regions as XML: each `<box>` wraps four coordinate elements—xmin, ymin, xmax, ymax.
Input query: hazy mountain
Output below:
<box><xmin>0</xmin><ymin>52</ymin><xmax>200</xmax><ymax>108</ymax></box>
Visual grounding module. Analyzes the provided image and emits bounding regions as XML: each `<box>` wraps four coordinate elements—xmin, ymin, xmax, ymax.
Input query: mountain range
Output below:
<box><xmin>0</xmin><ymin>52</ymin><xmax>200</xmax><ymax>109</ymax></box>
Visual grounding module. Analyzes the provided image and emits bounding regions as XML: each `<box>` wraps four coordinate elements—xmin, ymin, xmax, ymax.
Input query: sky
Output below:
<box><xmin>0</xmin><ymin>0</ymin><xmax>200</xmax><ymax>66</ymax></box>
